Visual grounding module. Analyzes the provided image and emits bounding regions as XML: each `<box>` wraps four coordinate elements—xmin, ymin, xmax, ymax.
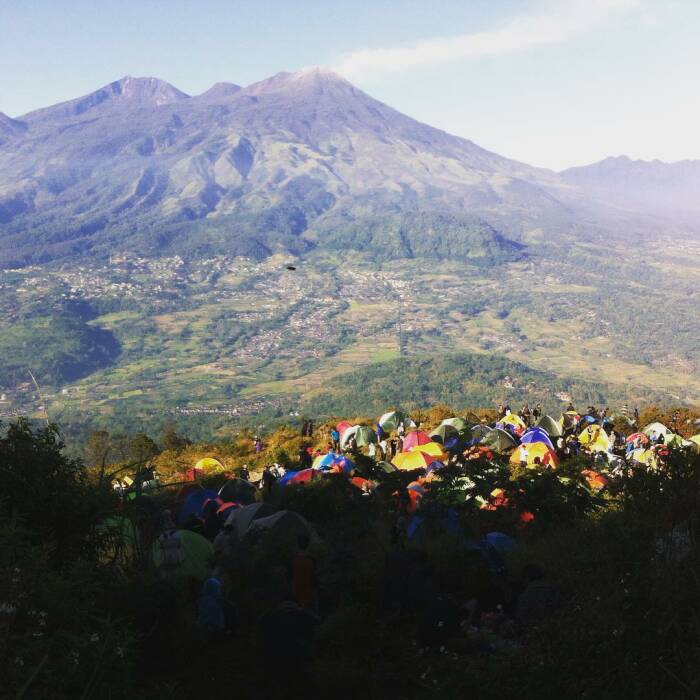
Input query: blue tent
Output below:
<box><xmin>178</xmin><ymin>489</ymin><xmax>218</xmax><ymax>526</ymax></box>
<box><xmin>485</xmin><ymin>531</ymin><xmax>517</xmax><ymax>553</ymax></box>
<box><xmin>520</xmin><ymin>429</ymin><xmax>555</xmax><ymax>450</ymax></box>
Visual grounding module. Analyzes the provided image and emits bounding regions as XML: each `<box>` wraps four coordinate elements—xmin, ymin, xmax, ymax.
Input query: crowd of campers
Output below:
<box><xmin>106</xmin><ymin>402</ymin><xmax>700</xmax><ymax>694</ymax></box>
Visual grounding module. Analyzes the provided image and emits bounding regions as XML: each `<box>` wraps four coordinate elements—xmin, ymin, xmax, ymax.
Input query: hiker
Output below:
<box><xmin>299</xmin><ymin>445</ymin><xmax>312</xmax><ymax>469</ymax></box>
<box><xmin>331</xmin><ymin>427</ymin><xmax>340</xmax><ymax>451</ymax></box>
<box><xmin>533</xmin><ymin>403</ymin><xmax>542</xmax><ymax>422</ymax></box>
<box><xmin>368</xmin><ymin>441</ymin><xmax>377</xmax><ymax>461</ymax></box>
<box><xmin>261</xmin><ymin>465</ymin><xmax>276</xmax><ymax>499</ymax></box>
<box><xmin>197</xmin><ymin>576</ymin><xmax>235</xmax><ymax>640</ymax></box>
<box><xmin>377</xmin><ymin>422</ymin><xmax>385</xmax><ymax>441</ymax></box>
<box><xmin>254</xmin><ymin>436</ymin><xmax>263</xmax><ymax>453</ymax></box>
<box><xmin>155</xmin><ymin>511</ymin><xmax>183</xmax><ymax>579</ymax></box>
<box><xmin>287</xmin><ymin>534</ymin><xmax>318</xmax><ymax>611</ymax></box>
<box><xmin>307</xmin><ymin>419</ymin><xmax>314</xmax><ymax>437</ymax></box>
<box><xmin>520</xmin><ymin>403</ymin><xmax>531</xmax><ymax>426</ymax></box>
<box><xmin>300</xmin><ymin>419</ymin><xmax>308</xmax><ymax>437</ymax></box>
<box><xmin>239</xmin><ymin>464</ymin><xmax>250</xmax><ymax>481</ymax></box>
<box><xmin>397</xmin><ymin>422</ymin><xmax>406</xmax><ymax>438</ymax></box>
<box><xmin>518</xmin><ymin>444</ymin><xmax>529</xmax><ymax>468</ymax></box>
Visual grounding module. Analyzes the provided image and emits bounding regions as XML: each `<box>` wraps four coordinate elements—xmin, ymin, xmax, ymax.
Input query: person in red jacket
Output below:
<box><xmin>287</xmin><ymin>534</ymin><xmax>318</xmax><ymax>612</ymax></box>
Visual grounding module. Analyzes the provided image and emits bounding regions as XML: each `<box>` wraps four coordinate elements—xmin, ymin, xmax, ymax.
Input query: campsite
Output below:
<box><xmin>3</xmin><ymin>401</ymin><xmax>699</xmax><ymax>698</ymax></box>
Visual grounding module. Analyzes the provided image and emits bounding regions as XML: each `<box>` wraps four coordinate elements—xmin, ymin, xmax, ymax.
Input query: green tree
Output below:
<box><xmin>127</xmin><ymin>432</ymin><xmax>159</xmax><ymax>464</ymax></box>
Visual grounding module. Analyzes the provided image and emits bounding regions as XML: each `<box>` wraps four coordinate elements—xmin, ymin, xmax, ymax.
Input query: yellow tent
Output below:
<box><xmin>195</xmin><ymin>457</ymin><xmax>224</xmax><ymax>472</ymax></box>
<box><xmin>500</xmin><ymin>413</ymin><xmax>526</xmax><ymax>432</ymax></box>
<box><xmin>578</xmin><ymin>425</ymin><xmax>611</xmax><ymax>453</ymax></box>
<box><xmin>509</xmin><ymin>441</ymin><xmax>558</xmax><ymax>469</ymax></box>
<box><xmin>630</xmin><ymin>448</ymin><xmax>659</xmax><ymax>468</ymax></box>
<box><xmin>410</xmin><ymin>442</ymin><xmax>446</xmax><ymax>459</ymax></box>
<box><xmin>393</xmin><ymin>450</ymin><xmax>441</xmax><ymax>471</ymax></box>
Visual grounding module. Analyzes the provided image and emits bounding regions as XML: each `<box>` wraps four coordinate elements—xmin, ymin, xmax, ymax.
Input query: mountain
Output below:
<box><xmin>561</xmin><ymin>156</ymin><xmax>700</xmax><ymax>222</ymax></box>
<box><xmin>0</xmin><ymin>69</ymin><xmax>698</xmax><ymax>268</ymax></box>
<box><xmin>21</xmin><ymin>76</ymin><xmax>189</xmax><ymax>124</ymax></box>
<box><xmin>0</xmin><ymin>69</ymin><xmax>572</xmax><ymax>266</ymax></box>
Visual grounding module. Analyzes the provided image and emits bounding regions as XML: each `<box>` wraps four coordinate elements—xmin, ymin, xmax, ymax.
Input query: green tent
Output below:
<box><xmin>430</xmin><ymin>424</ymin><xmax>459</xmax><ymax>444</ymax></box>
<box><xmin>379</xmin><ymin>410</ymin><xmax>413</xmax><ymax>433</ymax></box>
<box><xmin>440</xmin><ymin>417</ymin><xmax>469</xmax><ymax>432</ymax></box>
<box><xmin>341</xmin><ymin>424</ymin><xmax>377</xmax><ymax>448</ymax></box>
<box><xmin>481</xmin><ymin>428</ymin><xmax>517</xmax><ymax>454</ymax></box>
<box><xmin>471</xmin><ymin>424</ymin><xmax>491</xmax><ymax>441</ymax></box>
<box><xmin>537</xmin><ymin>415</ymin><xmax>563</xmax><ymax>437</ymax></box>
<box><xmin>152</xmin><ymin>529</ymin><xmax>213</xmax><ymax>581</ymax></box>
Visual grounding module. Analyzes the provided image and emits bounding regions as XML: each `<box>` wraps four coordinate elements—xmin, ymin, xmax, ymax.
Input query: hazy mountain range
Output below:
<box><xmin>0</xmin><ymin>68</ymin><xmax>698</xmax><ymax>267</ymax></box>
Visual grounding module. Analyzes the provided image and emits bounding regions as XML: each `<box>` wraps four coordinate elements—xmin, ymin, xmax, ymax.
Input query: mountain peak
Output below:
<box><xmin>111</xmin><ymin>75</ymin><xmax>189</xmax><ymax>104</ymax></box>
<box><xmin>21</xmin><ymin>76</ymin><xmax>189</xmax><ymax>122</ymax></box>
<box><xmin>243</xmin><ymin>67</ymin><xmax>353</xmax><ymax>96</ymax></box>
<box><xmin>196</xmin><ymin>81</ymin><xmax>242</xmax><ymax>101</ymax></box>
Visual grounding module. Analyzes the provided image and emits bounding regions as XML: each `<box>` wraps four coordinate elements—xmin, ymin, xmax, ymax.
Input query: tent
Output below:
<box><xmin>337</xmin><ymin>421</ymin><xmax>353</xmax><ymax>437</ymax></box>
<box><xmin>498</xmin><ymin>413</ymin><xmax>526</xmax><ymax>434</ymax></box>
<box><xmin>579</xmin><ymin>425</ymin><xmax>611</xmax><ymax>453</ymax></box>
<box><xmin>402</xmin><ymin>430</ymin><xmax>432</xmax><ymax>452</ymax></box>
<box><xmin>509</xmin><ymin>442</ymin><xmax>558</xmax><ymax>469</ymax></box>
<box><xmin>278</xmin><ymin>468</ymin><xmax>319</xmax><ymax>487</ymax></box>
<box><xmin>379</xmin><ymin>410</ymin><xmax>414</xmax><ymax>433</ymax></box>
<box><xmin>410</xmin><ymin>442</ymin><xmax>446</xmax><ymax>459</ymax></box>
<box><xmin>312</xmin><ymin>453</ymin><xmax>355</xmax><ymax>473</ymax></box>
<box><xmin>536</xmin><ymin>415</ymin><xmax>563</xmax><ymax>437</ymax></box>
<box><xmin>561</xmin><ymin>410</ymin><xmax>579</xmax><ymax>430</ymax></box>
<box><xmin>178</xmin><ymin>489</ymin><xmax>219</xmax><ymax>525</ymax></box>
<box><xmin>393</xmin><ymin>450</ymin><xmax>439</xmax><ymax>471</ymax></box>
<box><xmin>340</xmin><ymin>425</ymin><xmax>377</xmax><ymax>449</ymax></box>
<box><xmin>630</xmin><ymin>447</ymin><xmax>659</xmax><ymax>468</ymax></box>
<box><xmin>195</xmin><ymin>457</ymin><xmax>224</xmax><ymax>472</ymax></box>
<box><xmin>216</xmin><ymin>501</ymin><xmax>239</xmax><ymax>518</ymax></box>
<box><xmin>225</xmin><ymin>502</ymin><xmax>276</xmax><ymax>538</ymax></box>
<box><xmin>581</xmin><ymin>469</ymin><xmax>609</xmax><ymax>490</ymax></box>
<box><xmin>481</xmin><ymin>428</ymin><xmax>517</xmax><ymax>454</ymax></box>
<box><xmin>248</xmin><ymin>510</ymin><xmax>318</xmax><ymax>542</ymax></box>
<box><xmin>642</xmin><ymin>422</ymin><xmax>673</xmax><ymax>438</ymax></box>
<box><xmin>520</xmin><ymin>428</ymin><xmax>555</xmax><ymax>451</ymax></box>
<box><xmin>440</xmin><ymin>417</ymin><xmax>470</xmax><ymax>432</ymax></box>
<box><xmin>219</xmin><ymin>478</ymin><xmax>257</xmax><ymax>505</ymax></box>
<box><xmin>471</xmin><ymin>424</ymin><xmax>491</xmax><ymax>441</ymax></box>
<box><xmin>430</xmin><ymin>424</ymin><xmax>459</xmax><ymax>444</ymax></box>
<box><xmin>152</xmin><ymin>529</ymin><xmax>213</xmax><ymax>580</ymax></box>
<box><xmin>485</xmin><ymin>532</ymin><xmax>517</xmax><ymax>553</ymax></box>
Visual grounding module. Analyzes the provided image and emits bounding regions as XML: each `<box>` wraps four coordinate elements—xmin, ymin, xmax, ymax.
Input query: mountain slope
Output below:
<box><xmin>0</xmin><ymin>69</ymin><xmax>572</xmax><ymax>266</ymax></box>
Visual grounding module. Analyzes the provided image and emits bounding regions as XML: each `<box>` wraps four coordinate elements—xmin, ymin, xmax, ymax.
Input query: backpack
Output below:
<box><xmin>158</xmin><ymin>530</ymin><xmax>184</xmax><ymax>572</ymax></box>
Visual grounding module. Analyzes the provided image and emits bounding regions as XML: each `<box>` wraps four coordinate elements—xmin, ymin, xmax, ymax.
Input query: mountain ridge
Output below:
<box><xmin>0</xmin><ymin>69</ymin><xmax>698</xmax><ymax>268</ymax></box>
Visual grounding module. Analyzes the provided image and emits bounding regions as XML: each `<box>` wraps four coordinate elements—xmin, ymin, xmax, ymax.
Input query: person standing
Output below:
<box><xmin>287</xmin><ymin>535</ymin><xmax>318</xmax><ymax>611</ymax></box>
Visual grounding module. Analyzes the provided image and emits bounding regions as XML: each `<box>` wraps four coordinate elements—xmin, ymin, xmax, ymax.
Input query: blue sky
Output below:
<box><xmin>1</xmin><ymin>0</ymin><xmax>698</xmax><ymax>169</ymax></box>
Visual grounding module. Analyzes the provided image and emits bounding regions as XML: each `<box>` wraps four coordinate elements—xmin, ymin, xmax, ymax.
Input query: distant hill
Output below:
<box><xmin>304</xmin><ymin>352</ymin><xmax>669</xmax><ymax>417</ymax></box>
<box><xmin>560</xmin><ymin>156</ymin><xmax>700</xmax><ymax>223</ymax></box>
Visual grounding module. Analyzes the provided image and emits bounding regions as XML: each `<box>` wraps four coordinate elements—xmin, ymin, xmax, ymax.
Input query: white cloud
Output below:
<box><xmin>333</xmin><ymin>0</ymin><xmax>641</xmax><ymax>81</ymax></box>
